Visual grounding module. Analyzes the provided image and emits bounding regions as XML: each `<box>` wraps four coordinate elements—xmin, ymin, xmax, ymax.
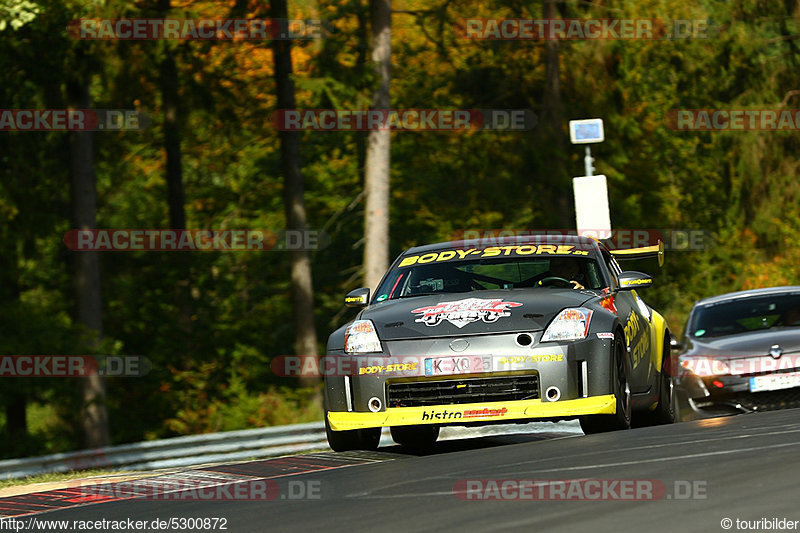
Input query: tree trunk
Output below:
<box><xmin>542</xmin><ymin>0</ymin><xmax>571</xmax><ymax>227</ymax></box>
<box><xmin>157</xmin><ymin>0</ymin><xmax>193</xmax><ymax>355</ymax></box>
<box><xmin>5</xmin><ymin>394</ymin><xmax>27</xmax><ymax>436</ymax></box>
<box><xmin>363</xmin><ymin>0</ymin><xmax>391</xmax><ymax>291</ymax></box>
<box><xmin>69</xmin><ymin>81</ymin><xmax>110</xmax><ymax>448</ymax></box>
<box><xmin>270</xmin><ymin>0</ymin><xmax>319</xmax><ymax>367</ymax></box>
<box><xmin>158</xmin><ymin>0</ymin><xmax>186</xmax><ymax>231</ymax></box>
<box><xmin>0</xmin><ymin>246</ymin><xmax>27</xmax><ymax>438</ymax></box>
<box><xmin>355</xmin><ymin>2</ymin><xmax>369</xmax><ymax>179</ymax></box>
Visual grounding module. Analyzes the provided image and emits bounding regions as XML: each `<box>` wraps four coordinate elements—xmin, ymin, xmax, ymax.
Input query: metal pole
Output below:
<box><xmin>584</xmin><ymin>146</ymin><xmax>594</xmax><ymax>177</ymax></box>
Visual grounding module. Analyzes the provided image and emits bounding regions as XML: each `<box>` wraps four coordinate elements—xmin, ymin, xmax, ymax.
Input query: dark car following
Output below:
<box><xmin>673</xmin><ymin>286</ymin><xmax>800</xmax><ymax>420</ymax></box>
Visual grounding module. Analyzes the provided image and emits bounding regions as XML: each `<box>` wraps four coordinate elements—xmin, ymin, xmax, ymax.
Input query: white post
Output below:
<box><xmin>584</xmin><ymin>146</ymin><xmax>594</xmax><ymax>177</ymax></box>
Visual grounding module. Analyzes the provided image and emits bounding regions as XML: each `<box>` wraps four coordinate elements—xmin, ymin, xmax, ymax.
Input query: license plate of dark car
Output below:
<box><xmin>749</xmin><ymin>372</ymin><xmax>800</xmax><ymax>392</ymax></box>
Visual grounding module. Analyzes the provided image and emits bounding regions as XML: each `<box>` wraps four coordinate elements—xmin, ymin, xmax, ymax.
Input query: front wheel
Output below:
<box><xmin>638</xmin><ymin>339</ymin><xmax>675</xmax><ymax>426</ymax></box>
<box><xmin>325</xmin><ymin>413</ymin><xmax>380</xmax><ymax>452</ymax></box>
<box><xmin>580</xmin><ymin>335</ymin><xmax>632</xmax><ymax>434</ymax></box>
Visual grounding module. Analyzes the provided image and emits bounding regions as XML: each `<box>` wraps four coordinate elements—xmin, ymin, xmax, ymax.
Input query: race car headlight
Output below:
<box><xmin>680</xmin><ymin>357</ymin><xmax>729</xmax><ymax>377</ymax></box>
<box><xmin>344</xmin><ymin>320</ymin><xmax>382</xmax><ymax>354</ymax></box>
<box><xmin>541</xmin><ymin>308</ymin><xmax>593</xmax><ymax>342</ymax></box>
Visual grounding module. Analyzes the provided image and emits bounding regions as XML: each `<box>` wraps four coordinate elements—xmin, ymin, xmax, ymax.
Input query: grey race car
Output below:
<box><xmin>673</xmin><ymin>286</ymin><xmax>800</xmax><ymax>420</ymax></box>
<box><xmin>324</xmin><ymin>235</ymin><xmax>674</xmax><ymax>451</ymax></box>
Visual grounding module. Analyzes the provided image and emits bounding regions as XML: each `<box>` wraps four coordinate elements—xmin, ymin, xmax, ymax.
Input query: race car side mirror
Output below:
<box><xmin>344</xmin><ymin>287</ymin><xmax>370</xmax><ymax>307</ymax></box>
<box><xmin>617</xmin><ymin>271</ymin><xmax>653</xmax><ymax>290</ymax></box>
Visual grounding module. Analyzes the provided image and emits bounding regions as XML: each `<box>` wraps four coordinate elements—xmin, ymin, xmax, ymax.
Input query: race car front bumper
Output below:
<box><xmin>324</xmin><ymin>331</ymin><xmax>620</xmax><ymax>431</ymax></box>
<box><xmin>326</xmin><ymin>395</ymin><xmax>617</xmax><ymax>431</ymax></box>
<box><xmin>675</xmin><ymin>373</ymin><xmax>800</xmax><ymax>420</ymax></box>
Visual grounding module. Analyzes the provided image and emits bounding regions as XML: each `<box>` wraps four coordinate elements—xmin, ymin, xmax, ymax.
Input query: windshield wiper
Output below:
<box><xmin>396</xmin><ymin>292</ymin><xmax>441</xmax><ymax>299</ymax></box>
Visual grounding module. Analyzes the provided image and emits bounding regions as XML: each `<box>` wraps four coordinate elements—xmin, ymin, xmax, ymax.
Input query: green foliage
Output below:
<box><xmin>1</xmin><ymin>0</ymin><xmax>800</xmax><ymax>458</ymax></box>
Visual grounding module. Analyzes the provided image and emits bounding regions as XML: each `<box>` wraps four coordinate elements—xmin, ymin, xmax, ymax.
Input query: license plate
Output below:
<box><xmin>749</xmin><ymin>372</ymin><xmax>800</xmax><ymax>392</ymax></box>
<box><xmin>424</xmin><ymin>356</ymin><xmax>486</xmax><ymax>376</ymax></box>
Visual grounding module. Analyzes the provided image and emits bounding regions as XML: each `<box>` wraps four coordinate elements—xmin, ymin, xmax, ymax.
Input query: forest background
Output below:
<box><xmin>1</xmin><ymin>0</ymin><xmax>798</xmax><ymax>458</ymax></box>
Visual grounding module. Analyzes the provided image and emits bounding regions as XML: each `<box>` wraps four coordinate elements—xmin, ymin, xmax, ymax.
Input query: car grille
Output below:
<box><xmin>698</xmin><ymin>388</ymin><xmax>800</xmax><ymax>412</ymax></box>
<box><xmin>386</xmin><ymin>375</ymin><xmax>539</xmax><ymax>408</ymax></box>
<box><xmin>731</xmin><ymin>389</ymin><xmax>800</xmax><ymax>411</ymax></box>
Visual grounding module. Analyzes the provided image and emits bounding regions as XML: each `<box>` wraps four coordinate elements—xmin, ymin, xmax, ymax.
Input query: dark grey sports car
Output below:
<box><xmin>324</xmin><ymin>235</ymin><xmax>674</xmax><ymax>451</ymax></box>
<box><xmin>673</xmin><ymin>286</ymin><xmax>800</xmax><ymax>421</ymax></box>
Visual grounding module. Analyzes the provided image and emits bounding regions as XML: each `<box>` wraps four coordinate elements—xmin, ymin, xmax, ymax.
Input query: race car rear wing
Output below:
<box><xmin>608</xmin><ymin>239</ymin><xmax>664</xmax><ymax>267</ymax></box>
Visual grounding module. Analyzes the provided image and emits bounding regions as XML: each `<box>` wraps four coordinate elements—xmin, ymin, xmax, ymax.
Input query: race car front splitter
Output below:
<box><xmin>327</xmin><ymin>395</ymin><xmax>616</xmax><ymax>431</ymax></box>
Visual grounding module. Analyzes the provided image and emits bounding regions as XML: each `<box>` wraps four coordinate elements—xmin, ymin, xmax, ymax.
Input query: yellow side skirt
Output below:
<box><xmin>327</xmin><ymin>395</ymin><xmax>617</xmax><ymax>431</ymax></box>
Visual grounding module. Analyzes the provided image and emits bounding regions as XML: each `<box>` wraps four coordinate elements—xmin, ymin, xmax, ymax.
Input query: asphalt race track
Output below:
<box><xmin>5</xmin><ymin>409</ymin><xmax>800</xmax><ymax>532</ymax></box>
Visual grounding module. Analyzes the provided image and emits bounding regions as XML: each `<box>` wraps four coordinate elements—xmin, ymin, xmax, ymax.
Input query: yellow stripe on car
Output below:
<box><xmin>327</xmin><ymin>395</ymin><xmax>617</xmax><ymax>431</ymax></box>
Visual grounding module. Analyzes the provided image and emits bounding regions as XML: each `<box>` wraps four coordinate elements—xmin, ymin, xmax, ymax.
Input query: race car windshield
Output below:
<box><xmin>690</xmin><ymin>293</ymin><xmax>800</xmax><ymax>338</ymax></box>
<box><xmin>374</xmin><ymin>255</ymin><xmax>605</xmax><ymax>301</ymax></box>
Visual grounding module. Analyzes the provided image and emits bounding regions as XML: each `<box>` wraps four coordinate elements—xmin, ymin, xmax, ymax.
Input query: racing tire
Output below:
<box><xmin>638</xmin><ymin>338</ymin><xmax>675</xmax><ymax>426</ymax></box>
<box><xmin>390</xmin><ymin>425</ymin><xmax>440</xmax><ymax>451</ymax></box>
<box><xmin>325</xmin><ymin>412</ymin><xmax>380</xmax><ymax>452</ymax></box>
<box><xmin>580</xmin><ymin>335</ymin><xmax>632</xmax><ymax>434</ymax></box>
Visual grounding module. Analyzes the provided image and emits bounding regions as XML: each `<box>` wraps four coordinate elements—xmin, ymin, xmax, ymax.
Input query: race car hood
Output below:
<box><xmin>361</xmin><ymin>289</ymin><xmax>595</xmax><ymax>340</ymax></box>
<box><xmin>681</xmin><ymin>328</ymin><xmax>800</xmax><ymax>358</ymax></box>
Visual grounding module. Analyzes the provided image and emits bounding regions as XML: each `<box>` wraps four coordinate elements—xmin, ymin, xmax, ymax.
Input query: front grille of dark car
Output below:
<box><xmin>386</xmin><ymin>375</ymin><xmax>539</xmax><ymax>408</ymax></box>
<box><xmin>731</xmin><ymin>389</ymin><xmax>800</xmax><ymax>411</ymax></box>
<box><xmin>700</xmin><ymin>388</ymin><xmax>800</xmax><ymax>412</ymax></box>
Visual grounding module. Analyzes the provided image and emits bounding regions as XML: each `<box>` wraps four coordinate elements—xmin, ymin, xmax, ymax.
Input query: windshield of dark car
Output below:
<box><xmin>690</xmin><ymin>293</ymin><xmax>800</xmax><ymax>338</ymax></box>
<box><xmin>373</xmin><ymin>254</ymin><xmax>605</xmax><ymax>301</ymax></box>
